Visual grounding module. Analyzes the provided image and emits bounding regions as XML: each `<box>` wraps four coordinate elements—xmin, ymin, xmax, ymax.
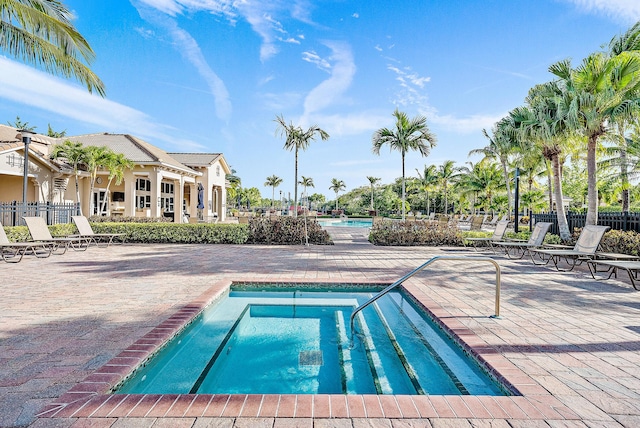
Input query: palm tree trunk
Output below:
<box><xmin>100</xmin><ymin>177</ymin><xmax>114</xmax><ymax>214</ymax></box>
<box><xmin>552</xmin><ymin>154</ymin><xmax>571</xmax><ymax>241</ymax></box>
<box><xmin>294</xmin><ymin>148</ymin><xmax>299</xmax><ymax>217</ymax></box>
<box><xmin>621</xmin><ymin>148</ymin><xmax>629</xmax><ymax>212</ymax></box>
<box><xmin>401</xmin><ymin>153</ymin><xmax>406</xmax><ymax>220</ymax></box>
<box><xmin>585</xmin><ymin>133</ymin><xmax>599</xmax><ymax>225</ymax></box>
<box><xmin>75</xmin><ymin>173</ymin><xmax>83</xmax><ymax>216</ymax></box>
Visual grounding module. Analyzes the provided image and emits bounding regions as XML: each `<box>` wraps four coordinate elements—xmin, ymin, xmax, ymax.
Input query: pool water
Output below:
<box><xmin>115</xmin><ymin>286</ymin><xmax>507</xmax><ymax>396</ymax></box>
<box><xmin>317</xmin><ymin>219</ymin><xmax>373</xmax><ymax>228</ymax></box>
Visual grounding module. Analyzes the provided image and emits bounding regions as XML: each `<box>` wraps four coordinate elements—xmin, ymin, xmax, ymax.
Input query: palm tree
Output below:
<box><xmin>599</xmin><ymin>121</ymin><xmax>640</xmax><ymax>212</ymax></box>
<box><xmin>264</xmin><ymin>175</ymin><xmax>283</xmax><ymax>209</ymax></box>
<box><xmin>274</xmin><ymin>115</ymin><xmax>329</xmax><ymax>216</ymax></box>
<box><xmin>437</xmin><ymin>160</ymin><xmax>461</xmax><ymax>214</ymax></box>
<box><xmin>366</xmin><ymin>176</ymin><xmax>381</xmax><ymax>211</ymax></box>
<box><xmin>1</xmin><ymin>0</ymin><xmax>105</xmax><ymax>95</ymax></box>
<box><xmin>372</xmin><ymin>109</ymin><xmax>437</xmax><ymax>220</ymax></box>
<box><xmin>511</xmin><ymin>84</ymin><xmax>573</xmax><ymax>241</ymax></box>
<box><xmin>298</xmin><ymin>176</ymin><xmax>314</xmax><ymax>210</ymax></box>
<box><xmin>83</xmin><ymin>145</ymin><xmax>112</xmax><ymax>215</ymax></box>
<box><xmin>471</xmin><ymin>120</ymin><xmax>516</xmax><ymax>215</ymax></box>
<box><xmin>47</xmin><ymin>124</ymin><xmax>66</xmax><ymax>138</ymax></box>
<box><xmin>547</xmin><ymin>23</ymin><xmax>640</xmax><ymax>225</ymax></box>
<box><xmin>329</xmin><ymin>178</ymin><xmax>346</xmax><ymax>210</ymax></box>
<box><xmin>99</xmin><ymin>152</ymin><xmax>134</xmax><ymax>215</ymax></box>
<box><xmin>415</xmin><ymin>165</ymin><xmax>438</xmax><ymax>215</ymax></box>
<box><xmin>50</xmin><ymin>140</ymin><xmax>86</xmax><ymax>215</ymax></box>
<box><xmin>7</xmin><ymin>116</ymin><xmax>35</xmax><ymax>131</ymax></box>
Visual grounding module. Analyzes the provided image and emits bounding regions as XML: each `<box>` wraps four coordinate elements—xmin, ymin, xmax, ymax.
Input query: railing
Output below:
<box><xmin>533</xmin><ymin>211</ymin><xmax>640</xmax><ymax>234</ymax></box>
<box><xmin>349</xmin><ymin>256</ymin><xmax>502</xmax><ymax>343</ymax></box>
<box><xmin>0</xmin><ymin>201</ymin><xmax>80</xmax><ymax>226</ymax></box>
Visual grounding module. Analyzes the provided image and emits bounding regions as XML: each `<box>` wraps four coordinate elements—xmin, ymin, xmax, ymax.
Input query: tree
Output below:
<box><xmin>471</xmin><ymin>120</ymin><xmax>516</xmax><ymax>214</ymax></box>
<box><xmin>415</xmin><ymin>165</ymin><xmax>438</xmax><ymax>215</ymax></box>
<box><xmin>274</xmin><ymin>115</ymin><xmax>329</xmax><ymax>216</ymax></box>
<box><xmin>264</xmin><ymin>175</ymin><xmax>283</xmax><ymax>209</ymax></box>
<box><xmin>437</xmin><ymin>160</ymin><xmax>461</xmax><ymax>214</ymax></box>
<box><xmin>366</xmin><ymin>176</ymin><xmax>381</xmax><ymax>211</ymax></box>
<box><xmin>7</xmin><ymin>116</ymin><xmax>35</xmax><ymax>131</ymax></box>
<box><xmin>83</xmin><ymin>145</ymin><xmax>112</xmax><ymax>215</ymax></box>
<box><xmin>47</xmin><ymin>124</ymin><xmax>66</xmax><ymax>137</ymax></box>
<box><xmin>329</xmin><ymin>178</ymin><xmax>346</xmax><ymax>210</ymax></box>
<box><xmin>547</xmin><ymin>22</ymin><xmax>640</xmax><ymax>225</ymax></box>
<box><xmin>298</xmin><ymin>176</ymin><xmax>314</xmax><ymax>210</ymax></box>
<box><xmin>511</xmin><ymin>84</ymin><xmax>573</xmax><ymax>241</ymax></box>
<box><xmin>1</xmin><ymin>0</ymin><xmax>105</xmax><ymax>95</ymax></box>
<box><xmin>99</xmin><ymin>152</ymin><xmax>133</xmax><ymax>215</ymax></box>
<box><xmin>372</xmin><ymin>109</ymin><xmax>437</xmax><ymax>220</ymax></box>
<box><xmin>226</xmin><ymin>168</ymin><xmax>241</xmax><ymax>204</ymax></box>
<box><xmin>50</xmin><ymin>140</ymin><xmax>86</xmax><ymax>214</ymax></box>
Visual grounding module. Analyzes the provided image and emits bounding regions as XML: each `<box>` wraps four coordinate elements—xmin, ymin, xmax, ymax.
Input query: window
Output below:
<box><xmin>136</xmin><ymin>178</ymin><xmax>151</xmax><ymax>210</ymax></box>
<box><xmin>112</xmin><ymin>192</ymin><xmax>125</xmax><ymax>202</ymax></box>
<box><xmin>160</xmin><ymin>181</ymin><xmax>175</xmax><ymax>212</ymax></box>
<box><xmin>216</xmin><ymin>165</ymin><xmax>220</xmax><ymax>177</ymax></box>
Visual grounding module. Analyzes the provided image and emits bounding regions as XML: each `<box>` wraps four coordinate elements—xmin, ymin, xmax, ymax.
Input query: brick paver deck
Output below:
<box><xmin>1</xmin><ymin>226</ymin><xmax>639</xmax><ymax>427</ymax></box>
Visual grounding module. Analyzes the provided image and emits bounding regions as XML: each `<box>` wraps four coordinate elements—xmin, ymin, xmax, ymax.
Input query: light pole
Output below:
<box><xmin>19</xmin><ymin>130</ymin><xmax>35</xmax><ymax>218</ymax></box>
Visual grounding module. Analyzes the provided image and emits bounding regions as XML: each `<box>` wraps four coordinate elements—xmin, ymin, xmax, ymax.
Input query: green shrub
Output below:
<box><xmin>5</xmin><ymin>222</ymin><xmax>249</xmax><ymax>244</ymax></box>
<box><xmin>369</xmin><ymin>220</ymin><xmax>464</xmax><ymax>246</ymax></box>
<box><xmin>247</xmin><ymin>217</ymin><xmax>333</xmax><ymax>245</ymax></box>
<box><xmin>598</xmin><ymin>229</ymin><xmax>640</xmax><ymax>256</ymax></box>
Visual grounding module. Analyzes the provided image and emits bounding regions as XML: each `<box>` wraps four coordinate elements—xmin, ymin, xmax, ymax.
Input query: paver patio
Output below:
<box><xmin>1</xmin><ymin>226</ymin><xmax>639</xmax><ymax>427</ymax></box>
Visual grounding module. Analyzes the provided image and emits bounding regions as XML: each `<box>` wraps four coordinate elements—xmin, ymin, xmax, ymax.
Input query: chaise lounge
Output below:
<box><xmin>23</xmin><ymin>216</ymin><xmax>88</xmax><ymax>254</ymax></box>
<box><xmin>0</xmin><ymin>221</ymin><xmax>52</xmax><ymax>263</ymax></box>
<box><xmin>465</xmin><ymin>220</ymin><xmax>510</xmax><ymax>252</ymax></box>
<box><xmin>530</xmin><ymin>225</ymin><xmax>610</xmax><ymax>271</ymax></box>
<box><xmin>72</xmin><ymin>216</ymin><xmax>126</xmax><ymax>247</ymax></box>
<box><xmin>492</xmin><ymin>222</ymin><xmax>552</xmax><ymax>260</ymax></box>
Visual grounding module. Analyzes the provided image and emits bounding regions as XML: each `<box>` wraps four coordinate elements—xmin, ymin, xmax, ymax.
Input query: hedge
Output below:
<box><xmin>3</xmin><ymin>217</ymin><xmax>333</xmax><ymax>245</ymax></box>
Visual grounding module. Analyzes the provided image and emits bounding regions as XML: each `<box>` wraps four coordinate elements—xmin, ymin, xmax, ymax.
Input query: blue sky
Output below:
<box><xmin>1</xmin><ymin>0</ymin><xmax>639</xmax><ymax>200</ymax></box>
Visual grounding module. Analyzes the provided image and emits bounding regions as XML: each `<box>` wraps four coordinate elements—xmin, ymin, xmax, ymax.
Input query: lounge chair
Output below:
<box><xmin>1</xmin><ymin>221</ymin><xmax>52</xmax><ymax>262</ymax></box>
<box><xmin>72</xmin><ymin>216</ymin><xmax>126</xmax><ymax>246</ymax></box>
<box><xmin>530</xmin><ymin>225</ymin><xmax>610</xmax><ymax>271</ymax></box>
<box><xmin>492</xmin><ymin>222</ymin><xmax>552</xmax><ymax>260</ymax></box>
<box><xmin>465</xmin><ymin>220</ymin><xmax>510</xmax><ymax>251</ymax></box>
<box><xmin>483</xmin><ymin>215</ymin><xmax>500</xmax><ymax>228</ymax></box>
<box><xmin>587</xmin><ymin>259</ymin><xmax>640</xmax><ymax>290</ymax></box>
<box><xmin>23</xmin><ymin>216</ymin><xmax>88</xmax><ymax>254</ymax></box>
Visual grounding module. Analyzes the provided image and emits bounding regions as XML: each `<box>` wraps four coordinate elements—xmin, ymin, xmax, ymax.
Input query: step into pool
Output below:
<box><xmin>115</xmin><ymin>285</ymin><xmax>508</xmax><ymax>396</ymax></box>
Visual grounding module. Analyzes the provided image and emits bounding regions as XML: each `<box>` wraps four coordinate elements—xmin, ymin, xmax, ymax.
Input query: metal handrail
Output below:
<box><xmin>349</xmin><ymin>256</ymin><xmax>502</xmax><ymax>342</ymax></box>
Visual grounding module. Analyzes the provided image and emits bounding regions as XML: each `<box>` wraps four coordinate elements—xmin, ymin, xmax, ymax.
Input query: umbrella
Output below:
<box><xmin>197</xmin><ymin>183</ymin><xmax>205</xmax><ymax>210</ymax></box>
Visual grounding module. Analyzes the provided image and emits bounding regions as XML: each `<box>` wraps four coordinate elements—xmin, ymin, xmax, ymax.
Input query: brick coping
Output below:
<box><xmin>37</xmin><ymin>278</ymin><xmax>579</xmax><ymax>421</ymax></box>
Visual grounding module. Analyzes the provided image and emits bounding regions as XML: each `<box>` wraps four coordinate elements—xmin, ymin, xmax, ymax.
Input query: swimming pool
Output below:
<box><xmin>115</xmin><ymin>284</ymin><xmax>507</xmax><ymax>396</ymax></box>
<box><xmin>317</xmin><ymin>219</ymin><xmax>373</xmax><ymax>228</ymax></box>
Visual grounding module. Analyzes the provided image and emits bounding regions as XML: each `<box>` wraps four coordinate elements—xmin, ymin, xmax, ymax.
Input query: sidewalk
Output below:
<box><xmin>1</xmin><ymin>237</ymin><xmax>639</xmax><ymax>427</ymax></box>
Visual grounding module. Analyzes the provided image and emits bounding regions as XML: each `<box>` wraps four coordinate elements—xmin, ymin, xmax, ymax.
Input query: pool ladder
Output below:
<box><xmin>349</xmin><ymin>256</ymin><xmax>502</xmax><ymax>343</ymax></box>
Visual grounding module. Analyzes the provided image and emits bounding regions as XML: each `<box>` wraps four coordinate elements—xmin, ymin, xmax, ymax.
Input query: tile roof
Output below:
<box><xmin>167</xmin><ymin>153</ymin><xmax>222</xmax><ymax>167</ymax></box>
<box><xmin>64</xmin><ymin>133</ymin><xmax>198</xmax><ymax>175</ymax></box>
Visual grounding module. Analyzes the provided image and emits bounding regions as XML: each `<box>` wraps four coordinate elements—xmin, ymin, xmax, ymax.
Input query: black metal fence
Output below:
<box><xmin>0</xmin><ymin>201</ymin><xmax>80</xmax><ymax>226</ymax></box>
<box><xmin>532</xmin><ymin>211</ymin><xmax>640</xmax><ymax>234</ymax></box>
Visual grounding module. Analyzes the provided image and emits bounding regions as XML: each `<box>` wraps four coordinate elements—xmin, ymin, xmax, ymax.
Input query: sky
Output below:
<box><xmin>1</xmin><ymin>0</ymin><xmax>640</xmax><ymax>200</ymax></box>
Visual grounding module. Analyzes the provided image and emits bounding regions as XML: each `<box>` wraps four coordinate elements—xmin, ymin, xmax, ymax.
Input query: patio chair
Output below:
<box><xmin>483</xmin><ymin>215</ymin><xmax>500</xmax><ymax>228</ymax></box>
<box><xmin>492</xmin><ymin>222</ymin><xmax>552</xmax><ymax>260</ymax></box>
<box><xmin>530</xmin><ymin>225</ymin><xmax>610</xmax><ymax>271</ymax></box>
<box><xmin>1</xmin><ymin>221</ymin><xmax>52</xmax><ymax>262</ymax></box>
<box><xmin>72</xmin><ymin>216</ymin><xmax>126</xmax><ymax>247</ymax></box>
<box><xmin>586</xmin><ymin>260</ymin><xmax>640</xmax><ymax>290</ymax></box>
<box><xmin>23</xmin><ymin>216</ymin><xmax>88</xmax><ymax>254</ymax></box>
<box><xmin>464</xmin><ymin>220</ymin><xmax>510</xmax><ymax>251</ymax></box>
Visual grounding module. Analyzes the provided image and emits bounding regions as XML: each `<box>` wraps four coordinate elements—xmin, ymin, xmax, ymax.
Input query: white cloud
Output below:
<box><xmin>301</xmin><ymin>41</ymin><xmax>356</xmax><ymax>123</ymax></box>
<box><xmin>430</xmin><ymin>113</ymin><xmax>505</xmax><ymax>134</ymax></box>
<box><xmin>564</xmin><ymin>0</ymin><xmax>640</xmax><ymax>22</ymax></box>
<box><xmin>133</xmin><ymin>1</ymin><xmax>232</xmax><ymax>121</ymax></box>
<box><xmin>352</xmin><ymin>13</ymin><xmax>359</xmax><ymax>18</ymax></box>
<box><xmin>136</xmin><ymin>0</ymin><xmax>307</xmax><ymax>62</ymax></box>
<box><xmin>0</xmin><ymin>56</ymin><xmax>204</xmax><ymax>150</ymax></box>
<box><xmin>305</xmin><ymin>110</ymin><xmax>391</xmax><ymax>137</ymax></box>
<box><xmin>302</xmin><ymin>50</ymin><xmax>332</xmax><ymax>72</ymax></box>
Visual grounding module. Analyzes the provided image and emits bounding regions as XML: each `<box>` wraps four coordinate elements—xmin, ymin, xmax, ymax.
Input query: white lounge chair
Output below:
<box><xmin>23</xmin><ymin>216</ymin><xmax>88</xmax><ymax>254</ymax></box>
<box><xmin>72</xmin><ymin>216</ymin><xmax>125</xmax><ymax>246</ymax></box>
